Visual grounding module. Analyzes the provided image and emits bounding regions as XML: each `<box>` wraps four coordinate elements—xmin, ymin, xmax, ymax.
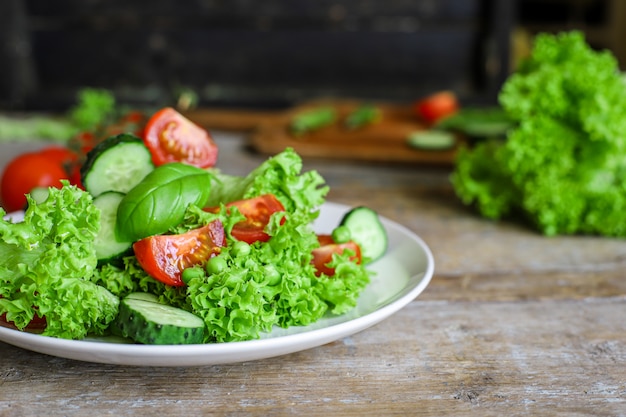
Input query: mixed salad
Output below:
<box><xmin>0</xmin><ymin>107</ymin><xmax>388</xmax><ymax>344</ymax></box>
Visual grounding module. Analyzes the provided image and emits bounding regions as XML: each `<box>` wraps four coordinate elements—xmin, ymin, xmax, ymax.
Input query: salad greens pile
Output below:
<box><xmin>179</xmin><ymin>149</ymin><xmax>368</xmax><ymax>341</ymax></box>
<box><xmin>0</xmin><ymin>183</ymin><xmax>118</xmax><ymax>339</ymax></box>
<box><xmin>0</xmin><ymin>148</ymin><xmax>372</xmax><ymax>343</ymax></box>
<box><xmin>451</xmin><ymin>31</ymin><xmax>626</xmax><ymax>236</ymax></box>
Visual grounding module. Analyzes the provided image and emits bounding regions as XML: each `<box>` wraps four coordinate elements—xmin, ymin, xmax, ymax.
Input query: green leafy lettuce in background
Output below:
<box><xmin>451</xmin><ymin>31</ymin><xmax>626</xmax><ymax>236</ymax></box>
<box><xmin>0</xmin><ymin>88</ymin><xmax>115</xmax><ymax>142</ymax></box>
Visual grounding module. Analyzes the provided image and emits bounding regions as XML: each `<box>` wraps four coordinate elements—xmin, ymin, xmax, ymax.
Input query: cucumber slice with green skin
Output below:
<box><xmin>113</xmin><ymin>292</ymin><xmax>205</xmax><ymax>345</ymax></box>
<box><xmin>28</xmin><ymin>187</ymin><xmax>50</xmax><ymax>205</ymax></box>
<box><xmin>407</xmin><ymin>130</ymin><xmax>456</xmax><ymax>150</ymax></box>
<box><xmin>339</xmin><ymin>206</ymin><xmax>388</xmax><ymax>263</ymax></box>
<box><xmin>125</xmin><ymin>292</ymin><xmax>161</xmax><ymax>303</ymax></box>
<box><xmin>92</xmin><ymin>191</ymin><xmax>132</xmax><ymax>264</ymax></box>
<box><xmin>81</xmin><ymin>133</ymin><xmax>155</xmax><ymax>197</ymax></box>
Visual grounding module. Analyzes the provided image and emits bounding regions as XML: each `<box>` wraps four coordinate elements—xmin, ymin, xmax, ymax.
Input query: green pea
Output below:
<box><xmin>181</xmin><ymin>267</ymin><xmax>205</xmax><ymax>285</ymax></box>
<box><xmin>331</xmin><ymin>225</ymin><xmax>352</xmax><ymax>243</ymax></box>
<box><xmin>232</xmin><ymin>240</ymin><xmax>251</xmax><ymax>257</ymax></box>
<box><xmin>205</xmin><ymin>256</ymin><xmax>228</xmax><ymax>275</ymax></box>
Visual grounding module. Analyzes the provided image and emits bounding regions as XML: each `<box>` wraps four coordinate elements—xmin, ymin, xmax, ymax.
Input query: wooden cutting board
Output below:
<box><xmin>185</xmin><ymin>99</ymin><xmax>462</xmax><ymax>165</ymax></box>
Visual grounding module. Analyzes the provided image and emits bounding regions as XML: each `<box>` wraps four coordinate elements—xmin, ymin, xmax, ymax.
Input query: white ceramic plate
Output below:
<box><xmin>0</xmin><ymin>201</ymin><xmax>434</xmax><ymax>366</ymax></box>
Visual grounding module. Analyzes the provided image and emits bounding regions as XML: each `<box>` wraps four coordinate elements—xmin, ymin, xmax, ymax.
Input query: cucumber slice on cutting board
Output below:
<box><xmin>407</xmin><ymin>130</ymin><xmax>456</xmax><ymax>150</ymax></box>
<box><xmin>112</xmin><ymin>292</ymin><xmax>205</xmax><ymax>345</ymax></box>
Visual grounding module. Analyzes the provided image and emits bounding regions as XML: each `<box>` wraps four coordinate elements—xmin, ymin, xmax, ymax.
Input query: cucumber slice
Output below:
<box><xmin>339</xmin><ymin>206</ymin><xmax>388</xmax><ymax>263</ymax></box>
<box><xmin>29</xmin><ymin>187</ymin><xmax>50</xmax><ymax>205</ymax></box>
<box><xmin>81</xmin><ymin>133</ymin><xmax>154</xmax><ymax>197</ymax></box>
<box><xmin>407</xmin><ymin>130</ymin><xmax>456</xmax><ymax>150</ymax></box>
<box><xmin>125</xmin><ymin>292</ymin><xmax>161</xmax><ymax>303</ymax></box>
<box><xmin>435</xmin><ymin>107</ymin><xmax>515</xmax><ymax>139</ymax></box>
<box><xmin>92</xmin><ymin>191</ymin><xmax>132</xmax><ymax>264</ymax></box>
<box><xmin>112</xmin><ymin>292</ymin><xmax>205</xmax><ymax>345</ymax></box>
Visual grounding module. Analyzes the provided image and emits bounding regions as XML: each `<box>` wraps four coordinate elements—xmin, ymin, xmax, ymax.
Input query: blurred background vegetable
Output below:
<box><xmin>451</xmin><ymin>31</ymin><xmax>626</xmax><ymax>236</ymax></box>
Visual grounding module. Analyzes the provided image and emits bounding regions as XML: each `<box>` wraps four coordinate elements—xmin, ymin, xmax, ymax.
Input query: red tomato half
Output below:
<box><xmin>0</xmin><ymin>152</ymin><xmax>68</xmax><ymax>212</ymax></box>
<box><xmin>205</xmin><ymin>194</ymin><xmax>286</xmax><ymax>244</ymax></box>
<box><xmin>144</xmin><ymin>107</ymin><xmax>218</xmax><ymax>168</ymax></box>
<box><xmin>414</xmin><ymin>91</ymin><xmax>459</xmax><ymax>124</ymax></box>
<box><xmin>133</xmin><ymin>220</ymin><xmax>226</xmax><ymax>287</ymax></box>
<box><xmin>311</xmin><ymin>235</ymin><xmax>362</xmax><ymax>276</ymax></box>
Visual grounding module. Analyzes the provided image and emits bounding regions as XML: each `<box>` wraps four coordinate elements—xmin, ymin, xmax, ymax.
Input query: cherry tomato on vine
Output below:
<box><xmin>143</xmin><ymin>107</ymin><xmax>218</xmax><ymax>168</ymax></box>
<box><xmin>133</xmin><ymin>220</ymin><xmax>226</xmax><ymax>287</ymax></box>
<box><xmin>0</xmin><ymin>152</ymin><xmax>68</xmax><ymax>212</ymax></box>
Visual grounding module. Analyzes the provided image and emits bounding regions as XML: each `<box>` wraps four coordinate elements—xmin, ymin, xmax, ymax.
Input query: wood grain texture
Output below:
<box><xmin>0</xmin><ymin>133</ymin><xmax>625</xmax><ymax>416</ymax></box>
<box><xmin>0</xmin><ymin>299</ymin><xmax>624</xmax><ymax>416</ymax></box>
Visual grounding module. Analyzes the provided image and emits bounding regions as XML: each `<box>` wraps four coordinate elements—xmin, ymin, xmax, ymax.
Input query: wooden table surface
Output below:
<box><xmin>0</xmin><ymin>132</ymin><xmax>625</xmax><ymax>417</ymax></box>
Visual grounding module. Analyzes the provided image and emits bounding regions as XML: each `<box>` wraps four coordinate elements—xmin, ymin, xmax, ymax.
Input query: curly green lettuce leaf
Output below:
<box><xmin>206</xmin><ymin>148</ymin><xmax>329</xmax><ymax>223</ymax></box>
<box><xmin>451</xmin><ymin>31</ymin><xmax>626</xmax><ymax>236</ymax></box>
<box><xmin>90</xmin><ymin>262</ymin><xmax>139</xmax><ymax>298</ymax></box>
<box><xmin>0</xmin><ymin>183</ymin><xmax>119</xmax><ymax>338</ymax></box>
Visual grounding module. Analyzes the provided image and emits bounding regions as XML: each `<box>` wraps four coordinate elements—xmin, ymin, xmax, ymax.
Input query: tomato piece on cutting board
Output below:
<box><xmin>414</xmin><ymin>91</ymin><xmax>459</xmax><ymax>124</ymax></box>
<box><xmin>133</xmin><ymin>220</ymin><xmax>226</xmax><ymax>287</ymax></box>
<box><xmin>144</xmin><ymin>107</ymin><xmax>218</xmax><ymax>168</ymax></box>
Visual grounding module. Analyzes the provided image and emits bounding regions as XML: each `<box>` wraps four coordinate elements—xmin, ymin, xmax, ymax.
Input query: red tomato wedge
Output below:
<box><xmin>414</xmin><ymin>91</ymin><xmax>459</xmax><ymax>124</ymax></box>
<box><xmin>143</xmin><ymin>107</ymin><xmax>218</xmax><ymax>168</ymax></box>
<box><xmin>204</xmin><ymin>194</ymin><xmax>286</xmax><ymax>244</ymax></box>
<box><xmin>133</xmin><ymin>220</ymin><xmax>226</xmax><ymax>287</ymax></box>
<box><xmin>311</xmin><ymin>235</ymin><xmax>362</xmax><ymax>276</ymax></box>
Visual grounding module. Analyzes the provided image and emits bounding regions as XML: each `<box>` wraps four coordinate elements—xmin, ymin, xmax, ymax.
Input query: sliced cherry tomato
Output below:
<box><xmin>0</xmin><ymin>152</ymin><xmax>68</xmax><ymax>212</ymax></box>
<box><xmin>311</xmin><ymin>234</ymin><xmax>362</xmax><ymax>276</ymax></box>
<box><xmin>205</xmin><ymin>194</ymin><xmax>286</xmax><ymax>244</ymax></box>
<box><xmin>144</xmin><ymin>107</ymin><xmax>218</xmax><ymax>168</ymax></box>
<box><xmin>414</xmin><ymin>91</ymin><xmax>459</xmax><ymax>124</ymax></box>
<box><xmin>133</xmin><ymin>220</ymin><xmax>226</xmax><ymax>287</ymax></box>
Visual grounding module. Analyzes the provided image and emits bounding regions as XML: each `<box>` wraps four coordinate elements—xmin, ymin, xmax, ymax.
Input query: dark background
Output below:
<box><xmin>1</xmin><ymin>0</ymin><xmax>624</xmax><ymax>111</ymax></box>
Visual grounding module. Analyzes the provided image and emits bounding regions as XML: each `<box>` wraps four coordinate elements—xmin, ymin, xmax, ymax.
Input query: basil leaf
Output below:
<box><xmin>116</xmin><ymin>163</ymin><xmax>212</xmax><ymax>241</ymax></box>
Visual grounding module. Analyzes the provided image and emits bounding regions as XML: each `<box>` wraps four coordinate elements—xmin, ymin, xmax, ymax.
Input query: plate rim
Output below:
<box><xmin>0</xmin><ymin>201</ymin><xmax>434</xmax><ymax>366</ymax></box>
